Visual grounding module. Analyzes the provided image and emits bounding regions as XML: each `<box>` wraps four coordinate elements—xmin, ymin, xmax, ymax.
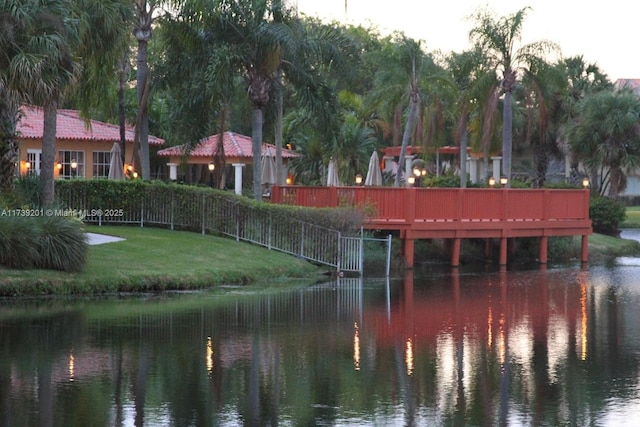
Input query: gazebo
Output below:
<box><xmin>157</xmin><ymin>131</ymin><xmax>297</xmax><ymax>194</ymax></box>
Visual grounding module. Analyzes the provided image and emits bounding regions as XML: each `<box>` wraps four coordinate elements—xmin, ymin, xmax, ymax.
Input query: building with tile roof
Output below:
<box><xmin>157</xmin><ymin>131</ymin><xmax>297</xmax><ymax>194</ymax></box>
<box><xmin>16</xmin><ymin>105</ymin><xmax>164</xmax><ymax>179</ymax></box>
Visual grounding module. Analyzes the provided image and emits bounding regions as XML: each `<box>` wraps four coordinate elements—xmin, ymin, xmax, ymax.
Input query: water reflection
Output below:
<box><xmin>1</xmin><ymin>266</ymin><xmax>640</xmax><ymax>425</ymax></box>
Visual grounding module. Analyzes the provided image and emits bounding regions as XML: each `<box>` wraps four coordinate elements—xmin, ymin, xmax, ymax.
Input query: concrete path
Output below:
<box><xmin>86</xmin><ymin>233</ymin><xmax>125</xmax><ymax>245</ymax></box>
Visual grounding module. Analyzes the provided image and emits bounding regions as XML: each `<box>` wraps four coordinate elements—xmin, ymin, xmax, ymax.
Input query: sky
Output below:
<box><xmin>294</xmin><ymin>0</ymin><xmax>640</xmax><ymax>81</ymax></box>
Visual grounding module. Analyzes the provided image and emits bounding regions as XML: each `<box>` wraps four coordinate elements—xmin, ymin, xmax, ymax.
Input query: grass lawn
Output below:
<box><xmin>622</xmin><ymin>206</ymin><xmax>640</xmax><ymax>228</ymax></box>
<box><xmin>0</xmin><ymin>225</ymin><xmax>323</xmax><ymax>296</ymax></box>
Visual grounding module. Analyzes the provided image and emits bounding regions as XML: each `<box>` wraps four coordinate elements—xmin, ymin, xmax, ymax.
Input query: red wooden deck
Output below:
<box><xmin>270</xmin><ymin>186</ymin><xmax>592</xmax><ymax>267</ymax></box>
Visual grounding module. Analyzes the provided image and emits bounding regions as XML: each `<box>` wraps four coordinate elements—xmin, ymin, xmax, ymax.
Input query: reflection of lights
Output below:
<box><xmin>405</xmin><ymin>338</ymin><xmax>414</xmax><ymax>376</ymax></box>
<box><xmin>206</xmin><ymin>336</ymin><xmax>214</xmax><ymax>375</ymax></box>
<box><xmin>498</xmin><ymin>313</ymin><xmax>506</xmax><ymax>366</ymax></box>
<box><xmin>580</xmin><ymin>284</ymin><xmax>588</xmax><ymax>361</ymax></box>
<box><xmin>353</xmin><ymin>322</ymin><xmax>360</xmax><ymax>371</ymax></box>
<box><xmin>487</xmin><ymin>307</ymin><xmax>493</xmax><ymax>348</ymax></box>
<box><xmin>69</xmin><ymin>352</ymin><xmax>75</xmax><ymax>381</ymax></box>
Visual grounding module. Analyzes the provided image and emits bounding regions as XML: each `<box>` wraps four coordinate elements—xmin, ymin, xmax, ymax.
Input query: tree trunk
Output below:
<box><xmin>460</xmin><ymin>128</ymin><xmax>468</xmax><ymax>188</ymax></box>
<box><xmin>501</xmin><ymin>90</ymin><xmax>513</xmax><ymax>187</ymax></box>
<box><xmin>136</xmin><ymin>39</ymin><xmax>150</xmax><ymax>180</ymax></box>
<box><xmin>252</xmin><ymin>107</ymin><xmax>263</xmax><ymax>200</ymax></box>
<box><xmin>275</xmin><ymin>70</ymin><xmax>284</xmax><ymax>185</ymax></box>
<box><xmin>41</xmin><ymin>102</ymin><xmax>58</xmax><ymax>208</ymax></box>
<box><xmin>0</xmin><ymin>96</ymin><xmax>19</xmax><ymax>193</ymax></box>
<box><xmin>118</xmin><ymin>53</ymin><xmax>129</xmax><ymax>167</ymax></box>
<box><xmin>394</xmin><ymin>98</ymin><xmax>419</xmax><ymax>187</ymax></box>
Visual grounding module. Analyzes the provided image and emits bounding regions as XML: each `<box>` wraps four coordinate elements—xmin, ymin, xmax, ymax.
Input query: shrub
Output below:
<box><xmin>0</xmin><ymin>216</ymin><xmax>87</xmax><ymax>272</ymax></box>
<box><xmin>55</xmin><ymin>180</ymin><xmax>365</xmax><ymax>235</ymax></box>
<box><xmin>590</xmin><ymin>196</ymin><xmax>626</xmax><ymax>235</ymax></box>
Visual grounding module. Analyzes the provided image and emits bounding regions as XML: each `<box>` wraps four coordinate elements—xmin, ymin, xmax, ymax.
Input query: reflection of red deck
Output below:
<box><xmin>270</xmin><ymin>186</ymin><xmax>592</xmax><ymax>267</ymax></box>
<box><xmin>366</xmin><ymin>271</ymin><xmax>586</xmax><ymax>349</ymax></box>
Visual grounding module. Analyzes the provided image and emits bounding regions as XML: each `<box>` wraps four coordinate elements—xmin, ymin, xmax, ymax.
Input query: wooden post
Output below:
<box><xmin>539</xmin><ymin>235</ymin><xmax>548</xmax><ymax>264</ymax></box>
<box><xmin>499</xmin><ymin>237</ymin><xmax>508</xmax><ymax>266</ymax></box>
<box><xmin>402</xmin><ymin>237</ymin><xmax>415</xmax><ymax>269</ymax></box>
<box><xmin>581</xmin><ymin>234</ymin><xmax>589</xmax><ymax>263</ymax></box>
<box><xmin>451</xmin><ymin>238</ymin><xmax>461</xmax><ymax>267</ymax></box>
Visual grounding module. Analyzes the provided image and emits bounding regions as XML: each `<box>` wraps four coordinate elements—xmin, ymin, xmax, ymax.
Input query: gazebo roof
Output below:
<box><xmin>157</xmin><ymin>131</ymin><xmax>297</xmax><ymax>159</ymax></box>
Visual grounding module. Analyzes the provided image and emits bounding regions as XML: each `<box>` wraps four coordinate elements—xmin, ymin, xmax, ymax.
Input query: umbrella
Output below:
<box><xmin>364</xmin><ymin>151</ymin><xmax>383</xmax><ymax>186</ymax></box>
<box><xmin>326</xmin><ymin>158</ymin><xmax>340</xmax><ymax>186</ymax></box>
<box><xmin>108</xmin><ymin>142</ymin><xmax>125</xmax><ymax>180</ymax></box>
<box><xmin>261</xmin><ymin>145</ymin><xmax>276</xmax><ymax>185</ymax></box>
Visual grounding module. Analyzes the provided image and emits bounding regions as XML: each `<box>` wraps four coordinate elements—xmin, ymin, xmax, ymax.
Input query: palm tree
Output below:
<box><xmin>133</xmin><ymin>0</ymin><xmax>156</xmax><ymax>180</ymax></box>
<box><xmin>0</xmin><ymin>0</ymin><xmax>75</xmax><ymax>194</ymax></box>
<box><xmin>568</xmin><ymin>89</ymin><xmax>640</xmax><ymax>197</ymax></box>
<box><xmin>469</xmin><ymin>6</ymin><xmax>557</xmax><ymax>186</ymax></box>
<box><xmin>446</xmin><ymin>48</ymin><xmax>497</xmax><ymax>187</ymax></box>
<box><xmin>163</xmin><ymin>0</ymin><xmax>350</xmax><ymax>200</ymax></box>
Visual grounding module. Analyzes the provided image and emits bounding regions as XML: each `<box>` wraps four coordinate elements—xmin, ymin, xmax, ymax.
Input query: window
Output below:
<box><xmin>93</xmin><ymin>151</ymin><xmax>111</xmax><ymax>178</ymax></box>
<box><xmin>26</xmin><ymin>149</ymin><xmax>42</xmax><ymax>176</ymax></box>
<box><xmin>58</xmin><ymin>150</ymin><xmax>85</xmax><ymax>178</ymax></box>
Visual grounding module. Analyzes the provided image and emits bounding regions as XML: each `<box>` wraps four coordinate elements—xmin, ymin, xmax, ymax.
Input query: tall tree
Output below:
<box><xmin>0</xmin><ymin>0</ymin><xmax>76</xmax><ymax>195</ymax></box>
<box><xmin>162</xmin><ymin>0</ymin><xmax>350</xmax><ymax>200</ymax></box>
<box><xmin>568</xmin><ymin>89</ymin><xmax>640</xmax><ymax>197</ymax></box>
<box><xmin>133</xmin><ymin>0</ymin><xmax>155</xmax><ymax>180</ymax></box>
<box><xmin>469</xmin><ymin>6</ymin><xmax>557</xmax><ymax>186</ymax></box>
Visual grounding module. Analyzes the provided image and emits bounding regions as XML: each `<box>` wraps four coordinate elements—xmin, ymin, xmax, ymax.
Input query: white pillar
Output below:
<box><xmin>167</xmin><ymin>163</ymin><xmax>178</xmax><ymax>181</ymax></box>
<box><xmin>233</xmin><ymin>163</ymin><xmax>244</xmax><ymax>195</ymax></box>
<box><xmin>469</xmin><ymin>158</ymin><xmax>478</xmax><ymax>184</ymax></box>
<box><xmin>491</xmin><ymin>156</ymin><xmax>502</xmax><ymax>180</ymax></box>
<box><xmin>404</xmin><ymin>155</ymin><xmax>415</xmax><ymax>181</ymax></box>
<box><xmin>383</xmin><ymin>155</ymin><xmax>394</xmax><ymax>172</ymax></box>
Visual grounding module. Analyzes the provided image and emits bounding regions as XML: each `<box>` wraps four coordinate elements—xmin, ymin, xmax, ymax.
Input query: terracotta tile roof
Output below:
<box><xmin>157</xmin><ymin>131</ymin><xmax>298</xmax><ymax>158</ymax></box>
<box><xmin>17</xmin><ymin>105</ymin><xmax>164</xmax><ymax>145</ymax></box>
<box><xmin>615</xmin><ymin>79</ymin><xmax>640</xmax><ymax>94</ymax></box>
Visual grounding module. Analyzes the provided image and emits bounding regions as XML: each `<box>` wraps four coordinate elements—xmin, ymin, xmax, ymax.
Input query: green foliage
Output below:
<box><xmin>0</xmin><ymin>216</ymin><xmax>87</xmax><ymax>272</ymax></box>
<box><xmin>543</xmin><ymin>181</ymin><xmax>582</xmax><ymax>189</ymax></box>
<box><xmin>589</xmin><ymin>196</ymin><xmax>626</xmax><ymax>235</ymax></box>
<box><xmin>55</xmin><ymin>180</ymin><xmax>364</xmax><ymax>235</ymax></box>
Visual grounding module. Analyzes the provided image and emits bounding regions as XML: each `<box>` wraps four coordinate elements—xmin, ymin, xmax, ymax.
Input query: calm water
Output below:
<box><xmin>3</xmin><ymin>260</ymin><xmax>640</xmax><ymax>426</ymax></box>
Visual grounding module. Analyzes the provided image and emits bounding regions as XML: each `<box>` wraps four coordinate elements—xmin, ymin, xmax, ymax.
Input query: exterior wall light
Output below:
<box><xmin>208</xmin><ymin>162</ymin><xmax>215</xmax><ymax>171</ymax></box>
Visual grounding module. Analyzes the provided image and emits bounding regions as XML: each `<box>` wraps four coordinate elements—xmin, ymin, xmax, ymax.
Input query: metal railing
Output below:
<box><xmin>60</xmin><ymin>192</ymin><xmax>367</xmax><ymax>273</ymax></box>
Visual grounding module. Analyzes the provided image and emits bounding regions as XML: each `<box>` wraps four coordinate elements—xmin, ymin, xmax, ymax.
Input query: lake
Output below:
<box><xmin>2</xmin><ymin>244</ymin><xmax>640</xmax><ymax>426</ymax></box>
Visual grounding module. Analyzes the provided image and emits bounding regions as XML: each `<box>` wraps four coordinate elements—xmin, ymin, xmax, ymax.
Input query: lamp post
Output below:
<box><xmin>208</xmin><ymin>162</ymin><xmax>215</xmax><ymax>187</ymax></box>
<box><xmin>488</xmin><ymin>177</ymin><xmax>496</xmax><ymax>187</ymax></box>
<box><xmin>355</xmin><ymin>174</ymin><xmax>363</xmax><ymax>185</ymax></box>
<box><xmin>582</xmin><ymin>177</ymin><xmax>590</xmax><ymax>188</ymax></box>
<box><xmin>407</xmin><ymin>175</ymin><xmax>416</xmax><ymax>187</ymax></box>
<box><xmin>499</xmin><ymin>177</ymin><xmax>508</xmax><ymax>187</ymax></box>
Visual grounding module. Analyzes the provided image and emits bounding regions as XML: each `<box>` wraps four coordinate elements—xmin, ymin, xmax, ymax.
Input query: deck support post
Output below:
<box><xmin>451</xmin><ymin>238</ymin><xmax>461</xmax><ymax>267</ymax></box>
<box><xmin>499</xmin><ymin>237</ymin><xmax>508</xmax><ymax>266</ymax></box>
<box><xmin>539</xmin><ymin>236</ymin><xmax>548</xmax><ymax>264</ymax></box>
<box><xmin>402</xmin><ymin>237</ymin><xmax>415</xmax><ymax>269</ymax></box>
<box><xmin>581</xmin><ymin>234</ymin><xmax>589</xmax><ymax>263</ymax></box>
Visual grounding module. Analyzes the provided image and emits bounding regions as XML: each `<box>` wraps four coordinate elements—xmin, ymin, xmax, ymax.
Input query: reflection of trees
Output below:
<box><xmin>2</xmin><ymin>271</ymin><xmax>640</xmax><ymax>425</ymax></box>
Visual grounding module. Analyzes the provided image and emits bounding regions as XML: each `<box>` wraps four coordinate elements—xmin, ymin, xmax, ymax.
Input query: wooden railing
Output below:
<box><xmin>270</xmin><ymin>186</ymin><xmax>590</xmax><ymax>226</ymax></box>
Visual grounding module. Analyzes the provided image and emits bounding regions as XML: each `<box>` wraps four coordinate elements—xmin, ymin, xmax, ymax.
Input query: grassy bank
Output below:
<box><xmin>621</xmin><ymin>206</ymin><xmax>640</xmax><ymax>228</ymax></box>
<box><xmin>0</xmin><ymin>225</ymin><xmax>323</xmax><ymax>296</ymax></box>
